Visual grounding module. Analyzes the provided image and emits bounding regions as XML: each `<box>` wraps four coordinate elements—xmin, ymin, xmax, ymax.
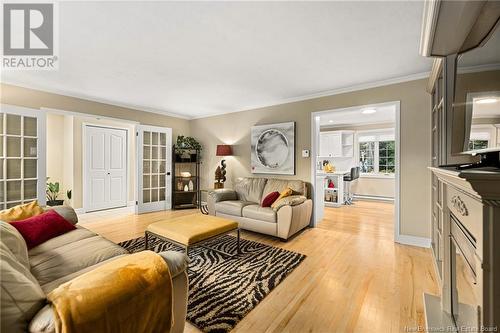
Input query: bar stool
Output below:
<box><xmin>344</xmin><ymin>167</ymin><xmax>360</xmax><ymax>205</ymax></box>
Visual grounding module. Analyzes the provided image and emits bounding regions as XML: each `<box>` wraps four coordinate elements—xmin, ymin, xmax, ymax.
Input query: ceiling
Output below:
<box><xmin>319</xmin><ymin>104</ymin><xmax>396</xmax><ymax>127</ymax></box>
<box><xmin>2</xmin><ymin>1</ymin><xmax>433</xmax><ymax>119</ymax></box>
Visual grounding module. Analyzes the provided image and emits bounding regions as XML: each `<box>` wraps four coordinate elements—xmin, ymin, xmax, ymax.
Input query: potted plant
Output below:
<box><xmin>46</xmin><ymin>178</ymin><xmax>72</xmax><ymax>206</ymax></box>
<box><xmin>175</xmin><ymin>135</ymin><xmax>202</xmax><ymax>161</ymax></box>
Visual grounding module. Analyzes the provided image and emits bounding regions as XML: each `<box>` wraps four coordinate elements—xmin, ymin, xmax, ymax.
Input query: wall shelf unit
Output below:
<box><xmin>172</xmin><ymin>148</ymin><xmax>200</xmax><ymax>210</ymax></box>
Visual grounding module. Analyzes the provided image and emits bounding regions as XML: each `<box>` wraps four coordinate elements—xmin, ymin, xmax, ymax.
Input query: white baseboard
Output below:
<box><xmin>74</xmin><ymin>208</ymin><xmax>85</xmax><ymax>215</ymax></box>
<box><xmin>353</xmin><ymin>194</ymin><xmax>394</xmax><ymax>202</ymax></box>
<box><xmin>75</xmin><ymin>204</ymin><xmax>134</xmax><ymax>216</ymax></box>
<box><xmin>396</xmin><ymin>234</ymin><xmax>431</xmax><ymax>248</ymax></box>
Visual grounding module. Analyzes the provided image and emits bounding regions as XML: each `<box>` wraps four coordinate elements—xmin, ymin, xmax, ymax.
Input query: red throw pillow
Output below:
<box><xmin>10</xmin><ymin>210</ymin><xmax>76</xmax><ymax>249</ymax></box>
<box><xmin>262</xmin><ymin>191</ymin><xmax>280</xmax><ymax>207</ymax></box>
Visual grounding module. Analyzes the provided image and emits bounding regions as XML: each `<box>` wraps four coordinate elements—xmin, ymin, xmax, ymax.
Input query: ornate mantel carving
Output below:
<box><xmin>451</xmin><ymin>195</ymin><xmax>468</xmax><ymax>216</ymax></box>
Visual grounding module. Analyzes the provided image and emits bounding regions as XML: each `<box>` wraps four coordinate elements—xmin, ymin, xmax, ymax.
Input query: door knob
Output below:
<box><xmin>166</xmin><ymin>172</ymin><xmax>171</xmax><ymax>176</ymax></box>
<box><xmin>107</xmin><ymin>172</ymin><xmax>110</xmax><ymax>175</ymax></box>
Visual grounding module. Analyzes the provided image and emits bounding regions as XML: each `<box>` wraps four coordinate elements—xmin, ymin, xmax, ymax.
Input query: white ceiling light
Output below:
<box><xmin>362</xmin><ymin>109</ymin><xmax>377</xmax><ymax>114</ymax></box>
<box><xmin>329</xmin><ymin>120</ymin><xmax>334</xmax><ymax>123</ymax></box>
<box><xmin>476</xmin><ymin>98</ymin><xmax>498</xmax><ymax>104</ymax></box>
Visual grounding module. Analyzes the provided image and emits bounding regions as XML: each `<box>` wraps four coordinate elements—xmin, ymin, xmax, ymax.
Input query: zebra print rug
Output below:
<box><xmin>119</xmin><ymin>234</ymin><xmax>305</xmax><ymax>333</ymax></box>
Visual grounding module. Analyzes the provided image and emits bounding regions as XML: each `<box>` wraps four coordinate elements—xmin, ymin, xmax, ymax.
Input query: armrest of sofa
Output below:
<box><xmin>207</xmin><ymin>189</ymin><xmax>238</xmax><ymax>215</ymax></box>
<box><xmin>157</xmin><ymin>250</ymin><xmax>188</xmax><ymax>278</ymax></box>
<box><xmin>276</xmin><ymin>199</ymin><xmax>313</xmax><ymax>240</ymax></box>
<box><xmin>29</xmin><ymin>251</ymin><xmax>189</xmax><ymax>333</ymax></box>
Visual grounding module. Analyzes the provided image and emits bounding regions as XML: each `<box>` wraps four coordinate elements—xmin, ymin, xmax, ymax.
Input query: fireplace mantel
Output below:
<box><xmin>426</xmin><ymin>166</ymin><xmax>500</xmax><ymax>331</ymax></box>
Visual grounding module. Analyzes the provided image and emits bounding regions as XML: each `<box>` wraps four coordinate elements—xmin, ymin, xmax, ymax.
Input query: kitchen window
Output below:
<box><xmin>358</xmin><ymin>131</ymin><xmax>395</xmax><ymax>176</ymax></box>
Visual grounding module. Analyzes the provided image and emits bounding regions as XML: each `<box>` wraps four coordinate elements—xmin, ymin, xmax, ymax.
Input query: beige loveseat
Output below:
<box><xmin>207</xmin><ymin>178</ymin><xmax>313</xmax><ymax>240</ymax></box>
<box><xmin>0</xmin><ymin>206</ymin><xmax>189</xmax><ymax>333</ymax></box>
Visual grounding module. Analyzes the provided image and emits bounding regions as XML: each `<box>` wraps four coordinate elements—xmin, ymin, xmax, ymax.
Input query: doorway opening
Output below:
<box><xmin>310</xmin><ymin>101</ymin><xmax>401</xmax><ymax>242</ymax></box>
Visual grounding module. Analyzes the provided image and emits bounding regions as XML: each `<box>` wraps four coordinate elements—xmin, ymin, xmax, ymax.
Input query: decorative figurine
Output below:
<box><xmin>214</xmin><ymin>166</ymin><xmax>224</xmax><ymax>189</ymax></box>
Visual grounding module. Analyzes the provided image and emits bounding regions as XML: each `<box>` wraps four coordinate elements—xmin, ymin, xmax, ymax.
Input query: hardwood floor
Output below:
<box><xmin>83</xmin><ymin>200</ymin><xmax>439</xmax><ymax>333</ymax></box>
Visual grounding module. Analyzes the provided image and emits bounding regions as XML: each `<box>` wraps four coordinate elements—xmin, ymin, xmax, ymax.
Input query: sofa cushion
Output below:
<box><xmin>0</xmin><ymin>201</ymin><xmax>44</xmax><ymax>223</ymax></box>
<box><xmin>30</xmin><ymin>235</ymin><xmax>128</xmax><ymax>286</ymax></box>
<box><xmin>272</xmin><ymin>195</ymin><xmax>307</xmax><ymax>211</ymax></box>
<box><xmin>271</xmin><ymin>187</ymin><xmax>293</xmax><ymax>209</ymax></box>
<box><xmin>234</xmin><ymin>178</ymin><xmax>267</xmax><ymax>203</ymax></box>
<box><xmin>40</xmin><ymin>254</ymin><xmax>128</xmax><ymax>294</ymax></box>
<box><xmin>215</xmin><ymin>200</ymin><xmax>253</xmax><ymax>217</ymax></box>
<box><xmin>242</xmin><ymin>205</ymin><xmax>277</xmax><ymax>223</ymax></box>
<box><xmin>208</xmin><ymin>189</ymin><xmax>238</xmax><ymax>203</ymax></box>
<box><xmin>0</xmin><ymin>242</ymin><xmax>46</xmax><ymax>333</ymax></box>
<box><xmin>262</xmin><ymin>179</ymin><xmax>306</xmax><ymax>203</ymax></box>
<box><xmin>1</xmin><ymin>221</ymin><xmax>29</xmax><ymax>269</ymax></box>
<box><xmin>28</xmin><ymin>227</ymin><xmax>96</xmax><ymax>257</ymax></box>
<box><xmin>11</xmin><ymin>210</ymin><xmax>76</xmax><ymax>249</ymax></box>
<box><xmin>261</xmin><ymin>191</ymin><xmax>280</xmax><ymax>207</ymax></box>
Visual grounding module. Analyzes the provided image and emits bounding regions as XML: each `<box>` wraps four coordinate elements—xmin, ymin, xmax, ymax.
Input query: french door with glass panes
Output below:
<box><xmin>1</xmin><ymin>106</ymin><xmax>46</xmax><ymax>210</ymax></box>
<box><xmin>136</xmin><ymin>125</ymin><xmax>172</xmax><ymax>214</ymax></box>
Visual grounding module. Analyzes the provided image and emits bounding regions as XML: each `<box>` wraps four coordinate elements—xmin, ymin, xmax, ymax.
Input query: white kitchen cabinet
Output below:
<box><xmin>318</xmin><ymin>131</ymin><xmax>353</xmax><ymax>158</ymax></box>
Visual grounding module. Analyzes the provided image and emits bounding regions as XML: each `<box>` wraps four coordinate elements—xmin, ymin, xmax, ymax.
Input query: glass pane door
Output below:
<box><xmin>1</xmin><ymin>109</ymin><xmax>44</xmax><ymax>210</ymax></box>
<box><xmin>137</xmin><ymin>125</ymin><xmax>171</xmax><ymax>214</ymax></box>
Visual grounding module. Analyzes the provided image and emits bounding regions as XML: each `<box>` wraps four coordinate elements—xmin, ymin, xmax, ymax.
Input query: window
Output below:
<box><xmin>468</xmin><ymin>139</ymin><xmax>488</xmax><ymax>150</ymax></box>
<box><xmin>378</xmin><ymin>141</ymin><xmax>395</xmax><ymax>173</ymax></box>
<box><xmin>358</xmin><ymin>131</ymin><xmax>395</xmax><ymax>175</ymax></box>
<box><xmin>1</xmin><ymin>108</ymin><xmax>46</xmax><ymax>210</ymax></box>
<box><xmin>468</xmin><ymin>127</ymin><xmax>491</xmax><ymax>151</ymax></box>
<box><xmin>359</xmin><ymin>141</ymin><xmax>375</xmax><ymax>173</ymax></box>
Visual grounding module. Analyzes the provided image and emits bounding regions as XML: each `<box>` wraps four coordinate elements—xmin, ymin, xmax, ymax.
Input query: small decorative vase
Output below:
<box><xmin>184</xmin><ymin>184</ymin><xmax>189</xmax><ymax>192</ymax></box>
<box><xmin>188</xmin><ymin>180</ymin><xmax>194</xmax><ymax>191</ymax></box>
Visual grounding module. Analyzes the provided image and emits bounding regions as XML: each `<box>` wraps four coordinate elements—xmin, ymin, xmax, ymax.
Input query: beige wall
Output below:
<box><xmin>351</xmin><ymin>177</ymin><xmax>395</xmax><ymax>198</ymax></box>
<box><xmin>190</xmin><ymin>79</ymin><xmax>431</xmax><ymax>238</ymax></box>
<box><xmin>46</xmin><ymin>113</ymin><xmax>65</xmax><ymax>187</ymax></box>
<box><xmin>63</xmin><ymin>115</ymin><xmax>74</xmax><ymax>206</ymax></box>
<box><xmin>0</xmin><ymin>83</ymin><xmax>190</xmax><ymax>139</ymax></box>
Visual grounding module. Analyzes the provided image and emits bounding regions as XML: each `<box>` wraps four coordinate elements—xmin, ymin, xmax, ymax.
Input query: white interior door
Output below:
<box><xmin>136</xmin><ymin>125</ymin><xmax>172</xmax><ymax>214</ymax></box>
<box><xmin>84</xmin><ymin>126</ymin><xmax>127</xmax><ymax>212</ymax></box>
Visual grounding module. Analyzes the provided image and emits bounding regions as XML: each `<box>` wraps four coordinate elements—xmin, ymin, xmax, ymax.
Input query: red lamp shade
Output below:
<box><xmin>216</xmin><ymin>144</ymin><xmax>233</xmax><ymax>156</ymax></box>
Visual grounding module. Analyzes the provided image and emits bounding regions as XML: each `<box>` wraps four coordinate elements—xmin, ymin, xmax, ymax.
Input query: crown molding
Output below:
<box><xmin>191</xmin><ymin>71</ymin><xmax>430</xmax><ymax>120</ymax></box>
<box><xmin>1</xmin><ymin>79</ymin><xmax>191</xmax><ymax>120</ymax></box>
<box><xmin>427</xmin><ymin>58</ymin><xmax>443</xmax><ymax>93</ymax></box>
<box><xmin>419</xmin><ymin>0</ymin><xmax>441</xmax><ymax>57</ymax></box>
<box><xmin>3</xmin><ymin>71</ymin><xmax>430</xmax><ymax>121</ymax></box>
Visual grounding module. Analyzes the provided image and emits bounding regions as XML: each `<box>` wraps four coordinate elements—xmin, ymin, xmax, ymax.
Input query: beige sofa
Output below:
<box><xmin>0</xmin><ymin>206</ymin><xmax>188</xmax><ymax>333</ymax></box>
<box><xmin>207</xmin><ymin>177</ymin><xmax>313</xmax><ymax>240</ymax></box>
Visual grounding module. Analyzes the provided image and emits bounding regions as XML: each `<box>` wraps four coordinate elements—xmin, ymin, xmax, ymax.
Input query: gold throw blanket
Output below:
<box><xmin>48</xmin><ymin>251</ymin><xmax>173</xmax><ymax>333</ymax></box>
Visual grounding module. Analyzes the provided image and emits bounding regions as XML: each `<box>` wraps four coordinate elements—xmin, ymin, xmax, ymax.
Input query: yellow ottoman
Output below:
<box><xmin>145</xmin><ymin>214</ymin><xmax>240</xmax><ymax>255</ymax></box>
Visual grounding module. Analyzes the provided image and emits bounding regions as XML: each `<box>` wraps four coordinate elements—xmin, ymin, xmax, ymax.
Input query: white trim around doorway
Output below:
<box><xmin>310</xmin><ymin>101</ymin><xmax>404</xmax><ymax>245</ymax></box>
